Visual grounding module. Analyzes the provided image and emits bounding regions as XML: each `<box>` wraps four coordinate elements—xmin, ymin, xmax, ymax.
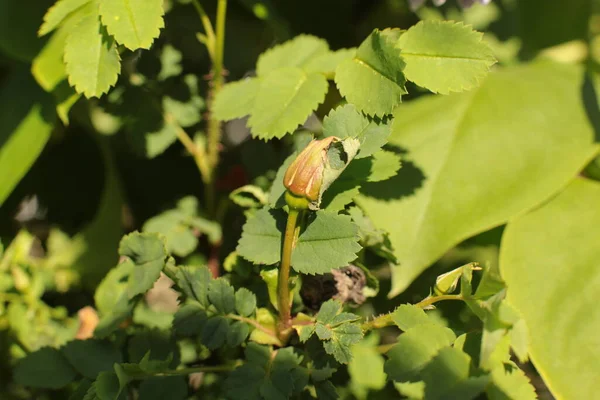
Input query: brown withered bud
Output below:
<box><xmin>284</xmin><ymin>136</ymin><xmax>338</xmax><ymax>209</ymax></box>
<box><xmin>300</xmin><ymin>265</ymin><xmax>367</xmax><ymax>310</ymax></box>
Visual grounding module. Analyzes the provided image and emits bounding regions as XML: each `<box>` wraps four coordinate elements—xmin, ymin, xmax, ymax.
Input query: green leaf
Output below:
<box><xmin>14</xmin><ymin>347</ymin><xmax>77</xmax><ymax>389</ymax></box>
<box><xmin>208</xmin><ymin>278</ymin><xmax>236</xmax><ymax>314</ymax></box>
<box><xmin>322</xmin><ymin>104</ymin><xmax>392</xmax><ymax>158</ymax></box>
<box><xmin>384</xmin><ymin>323</ymin><xmax>455</xmax><ymax>382</ymax></box>
<box><xmin>119</xmin><ymin>232</ymin><xmax>168</xmax><ymax>299</ymax></box>
<box><xmin>420</xmin><ymin>347</ymin><xmax>488</xmax><ymax>400</ymax></box>
<box><xmin>357</xmin><ymin>61</ymin><xmax>600</xmax><ymax>296</ymax></box>
<box><xmin>94</xmin><ymin>260</ymin><xmax>135</xmax><ymax>337</ymax></box>
<box><xmin>315</xmin><ymin>380</ymin><xmax>339</xmax><ymax>400</ymax></box>
<box><xmin>62</xmin><ymin>339</ymin><xmax>122</xmax><ymax>379</ymax></box>
<box><xmin>64</xmin><ymin>7</ymin><xmax>121</xmax><ymax>98</ymax></box>
<box><xmin>128</xmin><ymin>330</ymin><xmax>178</xmax><ymax>366</ymax></box>
<box><xmin>335</xmin><ymin>29</ymin><xmax>406</xmax><ymax>116</ymax></box>
<box><xmin>256</xmin><ymin>34</ymin><xmax>329</xmax><ymax>76</ymax></box>
<box><xmin>168</xmin><ymin>265</ymin><xmax>211</xmax><ymax>307</ymax></box>
<box><xmin>391</xmin><ymin>304</ymin><xmax>431</xmax><ymax>331</ymax></box>
<box><xmin>248</xmin><ymin>67</ymin><xmax>328</xmax><ymax>139</ymax></box>
<box><xmin>213</xmin><ymin>77</ymin><xmax>260</xmax><ymax>121</ymax></box>
<box><xmin>143</xmin><ymin>210</ymin><xmax>198</xmax><ymax>257</ymax></box>
<box><xmin>230</xmin><ymin>185</ymin><xmax>268</xmax><ymax>209</ymax></box>
<box><xmin>38</xmin><ymin>0</ymin><xmax>91</xmax><ymax>36</ymax></box>
<box><xmin>237</xmin><ymin>208</ymin><xmax>361</xmax><ymax>274</ymax></box>
<box><xmin>348</xmin><ymin>334</ymin><xmax>386</xmax><ymax>396</ymax></box>
<box><xmin>396</xmin><ymin>21</ymin><xmax>496</xmax><ymax>94</ymax></box>
<box><xmin>226</xmin><ymin>344</ymin><xmax>306</xmax><ymax>400</ymax></box>
<box><xmin>304</xmin><ymin>48</ymin><xmax>356</xmax><ymax>76</ymax></box>
<box><xmin>139</xmin><ymin>376</ymin><xmax>187</xmax><ymax>400</ymax></box>
<box><xmin>304</xmin><ymin>301</ymin><xmax>362</xmax><ymax>364</ymax></box>
<box><xmin>500</xmin><ymin>178</ymin><xmax>600</xmax><ymax>400</ymax></box>
<box><xmin>0</xmin><ymin>69</ymin><xmax>55</xmax><ymax>207</ymax></box>
<box><xmin>235</xmin><ymin>288</ymin><xmax>257</xmax><ymax>317</ymax></box>
<box><xmin>173</xmin><ymin>303</ymin><xmax>207</xmax><ymax>336</ymax></box>
<box><xmin>487</xmin><ymin>364</ymin><xmax>536</xmax><ymax>400</ymax></box>
<box><xmin>99</xmin><ymin>0</ymin><xmax>164</xmax><ymax>50</ymax></box>
<box><xmin>200</xmin><ymin>316</ymin><xmax>230</xmax><ymax>349</ymax></box>
<box><xmin>227</xmin><ymin>320</ymin><xmax>251</xmax><ymax>346</ymax></box>
<box><xmin>94</xmin><ymin>371</ymin><xmax>125</xmax><ymax>400</ymax></box>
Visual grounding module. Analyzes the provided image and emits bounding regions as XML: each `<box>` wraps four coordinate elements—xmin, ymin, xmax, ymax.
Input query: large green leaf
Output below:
<box><xmin>335</xmin><ymin>29</ymin><xmax>407</xmax><ymax>117</ymax></box>
<box><xmin>0</xmin><ymin>70</ymin><xmax>55</xmax><ymax>207</ymax></box>
<box><xmin>397</xmin><ymin>20</ymin><xmax>496</xmax><ymax>94</ymax></box>
<box><xmin>99</xmin><ymin>0</ymin><xmax>164</xmax><ymax>50</ymax></box>
<box><xmin>64</xmin><ymin>7</ymin><xmax>120</xmax><ymax>98</ymax></box>
<box><xmin>357</xmin><ymin>61</ymin><xmax>600</xmax><ymax>296</ymax></box>
<box><xmin>248</xmin><ymin>67</ymin><xmax>328</xmax><ymax>139</ymax></box>
<box><xmin>500</xmin><ymin>178</ymin><xmax>600</xmax><ymax>400</ymax></box>
<box><xmin>14</xmin><ymin>347</ymin><xmax>77</xmax><ymax>389</ymax></box>
<box><xmin>256</xmin><ymin>34</ymin><xmax>329</xmax><ymax>76</ymax></box>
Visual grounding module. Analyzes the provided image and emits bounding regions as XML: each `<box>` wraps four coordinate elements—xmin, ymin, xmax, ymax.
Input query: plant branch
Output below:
<box><xmin>277</xmin><ymin>209</ymin><xmax>302</xmax><ymax>338</ymax></box>
<box><xmin>191</xmin><ymin>0</ymin><xmax>216</xmax><ymax>58</ymax></box>
<box><xmin>167</xmin><ymin>113</ymin><xmax>211</xmax><ymax>183</ymax></box>
<box><xmin>361</xmin><ymin>294</ymin><xmax>464</xmax><ymax>331</ymax></box>
<box><xmin>203</xmin><ymin>0</ymin><xmax>228</xmax><ymax>215</ymax></box>
<box><xmin>227</xmin><ymin>314</ymin><xmax>281</xmax><ymax>345</ymax></box>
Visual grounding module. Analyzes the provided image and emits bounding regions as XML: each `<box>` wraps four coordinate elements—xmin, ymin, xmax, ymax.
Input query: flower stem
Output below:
<box><xmin>190</xmin><ymin>0</ymin><xmax>216</xmax><ymax>57</ymax></box>
<box><xmin>361</xmin><ymin>294</ymin><xmax>464</xmax><ymax>331</ymax></box>
<box><xmin>203</xmin><ymin>0</ymin><xmax>228</xmax><ymax>215</ymax></box>
<box><xmin>277</xmin><ymin>208</ymin><xmax>302</xmax><ymax>335</ymax></box>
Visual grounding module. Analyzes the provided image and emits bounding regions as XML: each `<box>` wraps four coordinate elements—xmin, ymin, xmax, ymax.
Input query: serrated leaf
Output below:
<box><xmin>366</xmin><ymin>150</ymin><xmax>402</xmax><ymax>182</ymax></box>
<box><xmin>200</xmin><ymin>316</ymin><xmax>229</xmax><ymax>349</ymax></box>
<box><xmin>237</xmin><ymin>208</ymin><xmax>361</xmax><ymax>274</ymax></box>
<box><xmin>99</xmin><ymin>0</ymin><xmax>164</xmax><ymax>50</ymax></box>
<box><xmin>420</xmin><ymin>347</ymin><xmax>489</xmax><ymax>400</ymax></box>
<box><xmin>322</xmin><ymin>104</ymin><xmax>391</xmax><ymax>158</ymax></box>
<box><xmin>62</xmin><ymin>339</ymin><xmax>122</xmax><ymax>379</ymax></box>
<box><xmin>226</xmin><ymin>344</ymin><xmax>305</xmax><ymax>400</ymax></box>
<box><xmin>335</xmin><ymin>29</ymin><xmax>406</xmax><ymax>116</ymax></box>
<box><xmin>173</xmin><ymin>303</ymin><xmax>207</xmax><ymax>336</ymax></box>
<box><xmin>38</xmin><ymin>0</ymin><xmax>91</xmax><ymax>36</ymax></box>
<box><xmin>397</xmin><ymin>21</ymin><xmax>496</xmax><ymax>94</ymax></box>
<box><xmin>385</xmin><ymin>323</ymin><xmax>456</xmax><ymax>382</ymax></box>
<box><xmin>213</xmin><ymin>77</ymin><xmax>260</xmax><ymax>121</ymax></box>
<box><xmin>119</xmin><ymin>232</ymin><xmax>168</xmax><ymax>299</ymax></box>
<box><xmin>64</xmin><ymin>8</ymin><xmax>120</xmax><ymax>98</ymax></box>
<box><xmin>357</xmin><ymin>61</ymin><xmax>600</xmax><ymax>296</ymax></box>
<box><xmin>487</xmin><ymin>364</ymin><xmax>537</xmax><ymax>400</ymax></box>
<box><xmin>316</xmin><ymin>300</ymin><xmax>342</xmax><ymax>324</ymax></box>
<box><xmin>256</xmin><ymin>34</ymin><xmax>329</xmax><ymax>76</ymax></box>
<box><xmin>500</xmin><ymin>178</ymin><xmax>600</xmax><ymax>400</ymax></box>
<box><xmin>391</xmin><ymin>304</ymin><xmax>431</xmax><ymax>331</ymax></box>
<box><xmin>315</xmin><ymin>380</ymin><xmax>339</xmax><ymax>400</ymax></box>
<box><xmin>322</xmin><ymin>323</ymin><xmax>363</xmax><ymax>364</ymax></box>
<box><xmin>208</xmin><ymin>279</ymin><xmax>236</xmax><ymax>314</ymax></box>
<box><xmin>235</xmin><ymin>288</ymin><xmax>257</xmax><ymax>317</ymax></box>
<box><xmin>227</xmin><ymin>321</ymin><xmax>251</xmax><ymax>346</ymax></box>
<box><xmin>248</xmin><ymin>67</ymin><xmax>328</xmax><ymax>139</ymax></box>
<box><xmin>168</xmin><ymin>265</ymin><xmax>211</xmax><ymax>307</ymax></box>
<box><xmin>14</xmin><ymin>347</ymin><xmax>77</xmax><ymax>389</ymax></box>
<box><xmin>304</xmin><ymin>48</ymin><xmax>356</xmax><ymax>76</ymax></box>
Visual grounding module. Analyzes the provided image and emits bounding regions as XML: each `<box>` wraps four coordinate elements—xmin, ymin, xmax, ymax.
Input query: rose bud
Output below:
<box><xmin>283</xmin><ymin>136</ymin><xmax>338</xmax><ymax>210</ymax></box>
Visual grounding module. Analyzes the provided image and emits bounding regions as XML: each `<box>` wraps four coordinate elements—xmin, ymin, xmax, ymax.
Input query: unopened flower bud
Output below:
<box><xmin>284</xmin><ymin>137</ymin><xmax>338</xmax><ymax>210</ymax></box>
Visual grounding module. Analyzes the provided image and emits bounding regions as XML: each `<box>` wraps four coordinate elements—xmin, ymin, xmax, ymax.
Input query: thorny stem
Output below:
<box><xmin>361</xmin><ymin>294</ymin><xmax>464</xmax><ymax>331</ymax></box>
<box><xmin>277</xmin><ymin>208</ymin><xmax>303</xmax><ymax>339</ymax></box>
